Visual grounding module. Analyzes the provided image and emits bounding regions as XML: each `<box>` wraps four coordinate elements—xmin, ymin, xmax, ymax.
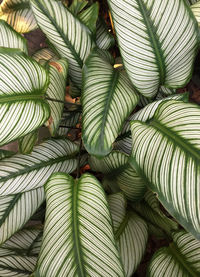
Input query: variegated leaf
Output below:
<box><xmin>89</xmin><ymin>151</ymin><xmax>146</xmax><ymax>201</ymax></box>
<box><xmin>0</xmin><ymin>19</ymin><xmax>28</xmax><ymax>53</ymax></box>
<box><xmin>0</xmin><ymin>138</ymin><xmax>78</xmax><ymax>195</ymax></box>
<box><xmin>148</xmin><ymin>231</ymin><xmax>200</xmax><ymax>276</ymax></box>
<box><xmin>108</xmin><ymin>0</ymin><xmax>199</xmax><ymax>97</ymax></box>
<box><xmin>36</xmin><ymin>173</ymin><xmax>125</xmax><ymax>277</ymax></box>
<box><xmin>82</xmin><ymin>50</ymin><xmax>139</xmax><ymax>157</ymax></box>
<box><xmin>115</xmin><ymin>93</ymin><xmax>187</xmax><ymax>154</ymax></box>
<box><xmin>130</xmin><ymin>100</ymin><xmax>200</xmax><ymax>239</ymax></box>
<box><xmin>0</xmin><ymin>49</ymin><xmax>50</xmax><ymax>147</ymax></box>
<box><xmin>0</xmin><ymin>0</ymin><xmax>37</xmax><ymax>33</ymax></box>
<box><xmin>109</xmin><ymin>193</ymin><xmax>148</xmax><ymax>276</ymax></box>
<box><xmin>0</xmin><ymin>188</ymin><xmax>44</xmax><ymax>244</ymax></box>
<box><xmin>19</xmin><ymin>130</ymin><xmax>38</xmax><ymax>154</ymax></box>
<box><xmin>45</xmin><ymin>59</ymin><xmax>68</xmax><ymax>136</ymax></box>
<box><xmin>31</xmin><ymin>0</ymin><xmax>94</xmax><ymax>90</ymax></box>
<box><xmin>96</xmin><ymin>18</ymin><xmax>115</xmax><ymax>50</ymax></box>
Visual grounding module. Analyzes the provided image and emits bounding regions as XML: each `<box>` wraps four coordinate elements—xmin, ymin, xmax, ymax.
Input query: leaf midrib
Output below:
<box><xmin>0</xmin><ymin>194</ymin><xmax>21</xmax><ymax>226</ymax></box>
<box><xmin>114</xmin><ymin>211</ymin><xmax>130</xmax><ymax>240</ymax></box>
<box><xmin>33</xmin><ymin>0</ymin><xmax>83</xmax><ymax>68</ymax></box>
<box><xmin>168</xmin><ymin>243</ymin><xmax>199</xmax><ymax>277</ymax></box>
<box><xmin>72</xmin><ymin>179</ymin><xmax>85</xmax><ymax>276</ymax></box>
<box><xmin>0</xmin><ymin>94</ymin><xmax>44</xmax><ymax>104</ymax></box>
<box><xmin>136</xmin><ymin>0</ymin><xmax>166</xmax><ymax>84</ymax></box>
<box><xmin>98</xmin><ymin>70</ymin><xmax>119</xmax><ymax>149</ymax></box>
<box><xmin>0</xmin><ymin>264</ymin><xmax>33</xmax><ymax>274</ymax></box>
<box><xmin>0</xmin><ymin>154</ymin><xmax>77</xmax><ymax>183</ymax></box>
<box><xmin>149</xmin><ymin>119</ymin><xmax>200</xmax><ymax>161</ymax></box>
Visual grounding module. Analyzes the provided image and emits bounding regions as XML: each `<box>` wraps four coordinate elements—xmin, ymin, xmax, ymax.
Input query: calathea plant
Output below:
<box><xmin>0</xmin><ymin>0</ymin><xmax>200</xmax><ymax>276</ymax></box>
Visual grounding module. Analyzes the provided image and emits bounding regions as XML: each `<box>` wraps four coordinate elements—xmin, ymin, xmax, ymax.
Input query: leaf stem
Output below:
<box><xmin>76</xmin><ymin>139</ymin><xmax>82</xmax><ymax>179</ymax></box>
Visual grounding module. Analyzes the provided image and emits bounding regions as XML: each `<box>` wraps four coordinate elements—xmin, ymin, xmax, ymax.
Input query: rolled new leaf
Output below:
<box><xmin>36</xmin><ymin>173</ymin><xmax>125</xmax><ymax>277</ymax></box>
<box><xmin>31</xmin><ymin>0</ymin><xmax>93</xmax><ymax>90</ymax></box>
<box><xmin>108</xmin><ymin>0</ymin><xmax>199</xmax><ymax>97</ymax></box>
<box><xmin>0</xmin><ymin>19</ymin><xmax>28</xmax><ymax>53</ymax></box>
<box><xmin>0</xmin><ymin>187</ymin><xmax>44</xmax><ymax>244</ymax></box>
<box><xmin>0</xmin><ymin>138</ymin><xmax>78</xmax><ymax>195</ymax></box>
<box><xmin>108</xmin><ymin>193</ymin><xmax>148</xmax><ymax>276</ymax></box>
<box><xmin>0</xmin><ymin>49</ymin><xmax>50</xmax><ymax>146</ymax></box>
<box><xmin>19</xmin><ymin>130</ymin><xmax>38</xmax><ymax>154</ymax></box>
<box><xmin>148</xmin><ymin>231</ymin><xmax>200</xmax><ymax>276</ymax></box>
<box><xmin>130</xmin><ymin>100</ymin><xmax>200</xmax><ymax>239</ymax></box>
<box><xmin>0</xmin><ymin>0</ymin><xmax>37</xmax><ymax>33</ymax></box>
<box><xmin>82</xmin><ymin>50</ymin><xmax>139</xmax><ymax>157</ymax></box>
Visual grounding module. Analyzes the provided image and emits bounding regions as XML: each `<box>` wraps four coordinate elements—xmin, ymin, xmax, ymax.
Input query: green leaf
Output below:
<box><xmin>115</xmin><ymin>94</ymin><xmax>188</xmax><ymax>154</ymax></box>
<box><xmin>0</xmin><ymin>50</ymin><xmax>50</xmax><ymax>147</ymax></box>
<box><xmin>0</xmin><ymin>138</ymin><xmax>78</xmax><ymax>195</ymax></box>
<box><xmin>69</xmin><ymin>0</ymin><xmax>88</xmax><ymax>15</ymax></box>
<box><xmin>130</xmin><ymin>100</ymin><xmax>200</xmax><ymax>239</ymax></box>
<box><xmin>186</xmin><ymin>0</ymin><xmax>198</xmax><ymax>5</ymax></box>
<box><xmin>0</xmin><ymin>149</ymin><xmax>14</xmax><ymax>160</ymax></box>
<box><xmin>96</xmin><ymin>18</ymin><xmax>115</xmax><ymax>50</ymax></box>
<box><xmin>82</xmin><ymin>50</ymin><xmax>139</xmax><ymax>157</ymax></box>
<box><xmin>0</xmin><ymin>255</ymin><xmax>37</xmax><ymax>276</ymax></box>
<box><xmin>191</xmin><ymin>1</ymin><xmax>200</xmax><ymax>26</ymax></box>
<box><xmin>131</xmin><ymin>190</ymin><xmax>178</xmax><ymax>238</ymax></box>
<box><xmin>108</xmin><ymin>0</ymin><xmax>199</xmax><ymax>97</ymax></box>
<box><xmin>89</xmin><ymin>151</ymin><xmax>146</xmax><ymax>201</ymax></box>
<box><xmin>45</xmin><ymin>59</ymin><xmax>68</xmax><ymax>136</ymax></box>
<box><xmin>36</xmin><ymin>173</ymin><xmax>125</xmax><ymax>276</ymax></box>
<box><xmin>0</xmin><ymin>188</ymin><xmax>44</xmax><ymax>244</ymax></box>
<box><xmin>31</xmin><ymin>0</ymin><xmax>94</xmax><ymax>90</ymax></box>
<box><xmin>78</xmin><ymin>2</ymin><xmax>99</xmax><ymax>34</ymax></box>
<box><xmin>0</xmin><ymin>0</ymin><xmax>37</xmax><ymax>33</ymax></box>
<box><xmin>0</xmin><ymin>19</ymin><xmax>28</xmax><ymax>53</ymax></box>
<box><xmin>108</xmin><ymin>193</ymin><xmax>148</xmax><ymax>276</ymax></box>
<box><xmin>148</xmin><ymin>231</ymin><xmax>200</xmax><ymax>276</ymax></box>
<box><xmin>0</xmin><ymin>226</ymin><xmax>43</xmax><ymax>256</ymax></box>
<box><xmin>19</xmin><ymin>130</ymin><xmax>39</xmax><ymax>154</ymax></box>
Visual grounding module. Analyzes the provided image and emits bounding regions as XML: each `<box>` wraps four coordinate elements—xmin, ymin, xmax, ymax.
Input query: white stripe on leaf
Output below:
<box><xmin>82</xmin><ymin>50</ymin><xmax>139</xmax><ymax>157</ymax></box>
<box><xmin>130</xmin><ymin>100</ymin><xmax>200</xmax><ymax>239</ymax></box>
<box><xmin>36</xmin><ymin>173</ymin><xmax>125</xmax><ymax>277</ymax></box>
<box><xmin>108</xmin><ymin>0</ymin><xmax>199</xmax><ymax>97</ymax></box>
<box><xmin>0</xmin><ymin>138</ymin><xmax>78</xmax><ymax>195</ymax></box>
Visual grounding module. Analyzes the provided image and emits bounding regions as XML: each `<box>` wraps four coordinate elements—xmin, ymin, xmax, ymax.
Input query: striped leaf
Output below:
<box><xmin>45</xmin><ymin>59</ymin><xmax>68</xmax><ymax>136</ymax></box>
<box><xmin>96</xmin><ymin>18</ymin><xmax>115</xmax><ymax>50</ymax></box>
<box><xmin>0</xmin><ymin>19</ymin><xmax>28</xmax><ymax>53</ymax></box>
<box><xmin>0</xmin><ymin>50</ymin><xmax>50</xmax><ymax>147</ymax></box>
<box><xmin>78</xmin><ymin>2</ymin><xmax>99</xmax><ymax>33</ymax></box>
<box><xmin>36</xmin><ymin>173</ymin><xmax>125</xmax><ymax>277</ymax></box>
<box><xmin>108</xmin><ymin>0</ymin><xmax>199</xmax><ymax>97</ymax></box>
<box><xmin>19</xmin><ymin>130</ymin><xmax>39</xmax><ymax>154</ymax></box>
<box><xmin>0</xmin><ymin>0</ymin><xmax>37</xmax><ymax>33</ymax></box>
<box><xmin>31</xmin><ymin>0</ymin><xmax>94</xmax><ymax>89</ymax></box>
<box><xmin>32</xmin><ymin>47</ymin><xmax>59</xmax><ymax>65</ymax></box>
<box><xmin>130</xmin><ymin>100</ymin><xmax>200</xmax><ymax>239</ymax></box>
<box><xmin>148</xmin><ymin>231</ymin><xmax>200</xmax><ymax>276</ymax></box>
<box><xmin>0</xmin><ymin>187</ymin><xmax>44</xmax><ymax>244</ymax></box>
<box><xmin>131</xmin><ymin>190</ymin><xmax>178</xmax><ymax>238</ymax></box>
<box><xmin>0</xmin><ymin>138</ymin><xmax>78</xmax><ymax>195</ymax></box>
<box><xmin>191</xmin><ymin>1</ymin><xmax>200</xmax><ymax>26</ymax></box>
<box><xmin>89</xmin><ymin>151</ymin><xmax>146</xmax><ymax>201</ymax></box>
<box><xmin>108</xmin><ymin>193</ymin><xmax>148</xmax><ymax>276</ymax></box>
<box><xmin>58</xmin><ymin>111</ymin><xmax>81</xmax><ymax>136</ymax></box>
<box><xmin>82</xmin><ymin>50</ymin><xmax>139</xmax><ymax>157</ymax></box>
<box><xmin>69</xmin><ymin>0</ymin><xmax>88</xmax><ymax>15</ymax></box>
<box><xmin>186</xmin><ymin>0</ymin><xmax>198</xmax><ymax>4</ymax></box>
<box><xmin>115</xmin><ymin>94</ymin><xmax>187</xmax><ymax>154</ymax></box>
<box><xmin>0</xmin><ymin>255</ymin><xmax>37</xmax><ymax>276</ymax></box>
<box><xmin>0</xmin><ymin>226</ymin><xmax>43</xmax><ymax>256</ymax></box>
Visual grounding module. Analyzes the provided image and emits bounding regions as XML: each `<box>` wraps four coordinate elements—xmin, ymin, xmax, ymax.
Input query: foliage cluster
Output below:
<box><xmin>0</xmin><ymin>0</ymin><xmax>200</xmax><ymax>276</ymax></box>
